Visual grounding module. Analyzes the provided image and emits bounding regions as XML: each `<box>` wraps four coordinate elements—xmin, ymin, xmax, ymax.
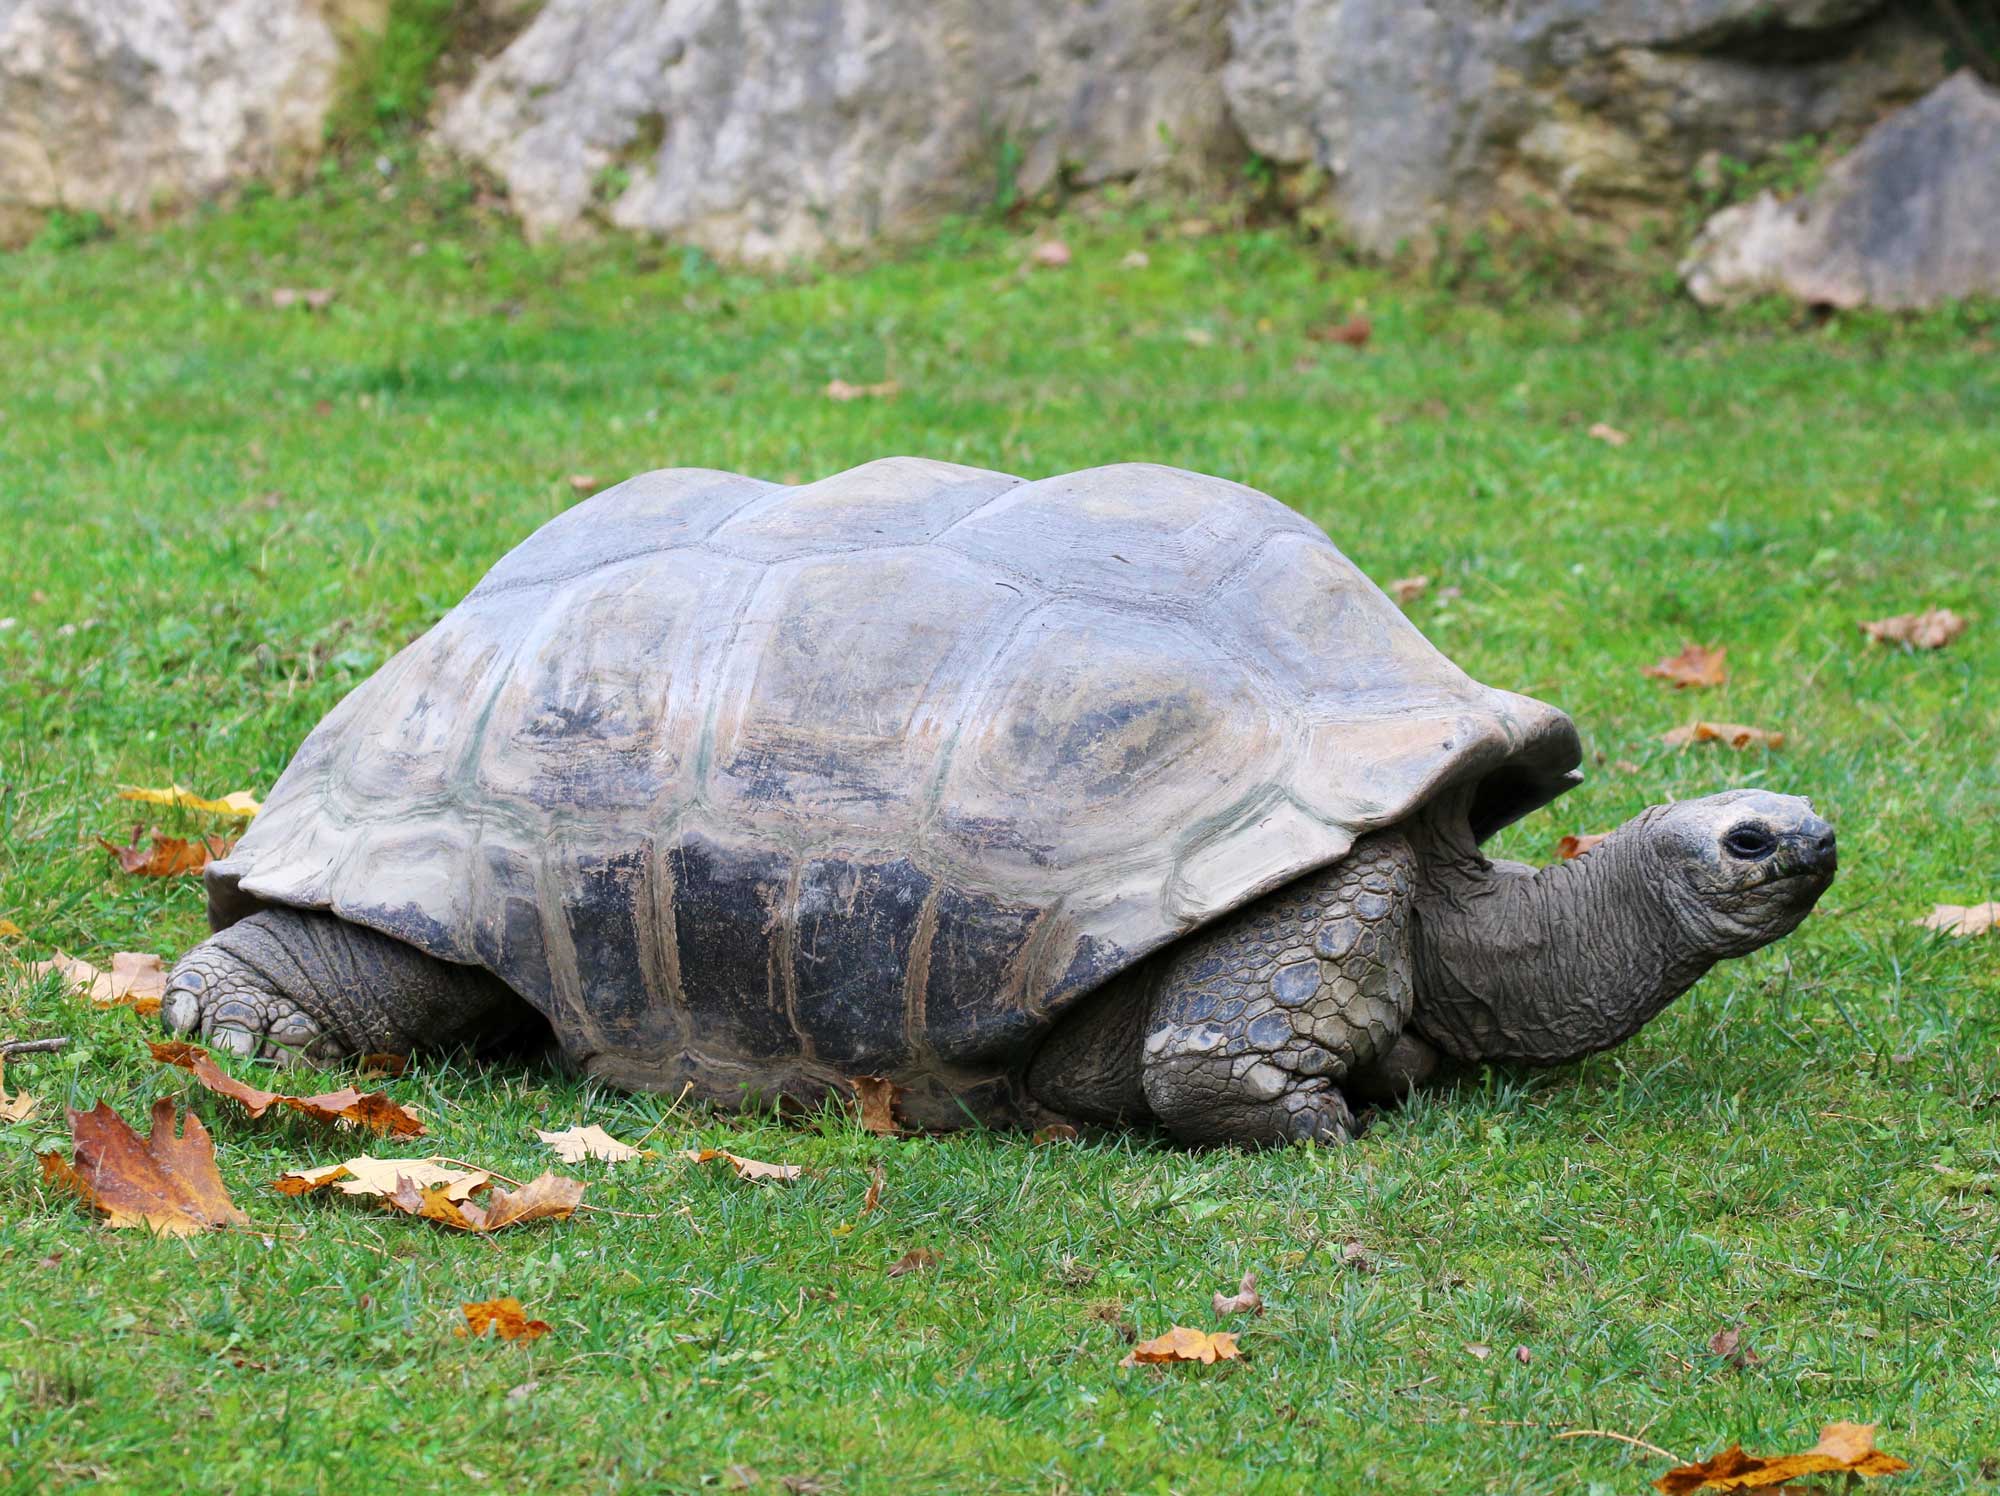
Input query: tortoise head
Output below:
<box><xmin>1638</xmin><ymin>789</ymin><xmax>1836</xmax><ymax>958</ymax></box>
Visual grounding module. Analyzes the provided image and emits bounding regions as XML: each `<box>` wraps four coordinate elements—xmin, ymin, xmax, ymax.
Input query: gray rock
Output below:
<box><xmin>437</xmin><ymin>0</ymin><xmax>1235</xmax><ymax>261</ymax></box>
<box><xmin>1222</xmin><ymin>0</ymin><xmax>1943</xmax><ymax>255</ymax></box>
<box><xmin>1683</xmin><ymin>71</ymin><xmax>2000</xmax><ymax>308</ymax></box>
<box><xmin>0</xmin><ymin>0</ymin><xmax>346</xmax><ymax>244</ymax></box>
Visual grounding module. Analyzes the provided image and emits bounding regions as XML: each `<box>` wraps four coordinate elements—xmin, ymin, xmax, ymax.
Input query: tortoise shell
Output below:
<box><xmin>207</xmin><ymin>459</ymin><xmax>1580</xmax><ymax>1125</ymax></box>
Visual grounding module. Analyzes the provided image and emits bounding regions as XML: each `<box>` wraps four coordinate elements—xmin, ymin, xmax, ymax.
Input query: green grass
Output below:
<box><xmin>1</xmin><ymin>167</ymin><xmax>1997</xmax><ymax>1494</ymax></box>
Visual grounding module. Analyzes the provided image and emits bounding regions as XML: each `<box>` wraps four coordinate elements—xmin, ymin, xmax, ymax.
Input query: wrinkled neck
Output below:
<box><xmin>1409</xmin><ymin>807</ymin><xmax>1710</xmax><ymax>1065</ymax></box>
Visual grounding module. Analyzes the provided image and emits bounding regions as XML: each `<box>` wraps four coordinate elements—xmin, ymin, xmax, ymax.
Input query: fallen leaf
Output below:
<box><xmin>1918</xmin><ymin>902</ymin><xmax>1998</xmax><ymax>938</ymax></box>
<box><xmin>1643</xmin><ymin>644</ymin><xmax>1729</xmax><ymax>690</ymax></box>
<box><xmin>388</xmin><ymin>1170</ymin><xmax>584</xmax><ymax>1233</ymax></box>
<box><xmin>98</xmin><ymin>826</ymin><xmax>230</xmax><ymax>877</ymax></box>
<box><xmin>458</xmin><ymin>1298</ymin><xmax>552</xmax><ymax>1342</ymax></box>
<box><xmin>1710</xmin><ymin>1327</ymin><xmax>1763</xmax><ymax>1368</ymax></box>
<box><xmin>1653</xmin><ymin>1421</ymin><xmax>1910</xmax><ymax>1494</ymax></box>
<box><xmin>1032</xmin><ymin>1123</ymin><xmax>1080</xmax><ymax>1145</ymax></box>
<box><xmin>684</xmin><ymin>1147</ymin><xmax>801</xmax><ymax>1183</ymax></box>
<box><xmin>535</xmin><ymin>1124</ymin><xmax>639</xmax><ymax>1164</ymax></box>
<box><xmin>357</xmin><ymin>1052</ymin><xmax>409</xmax><ymax>1080</ymax></box>
<box><xmin>566</xmin><ymin>474</ymin><xmax>600</xmax><ymax>496</ymax></box>
<box><xmin>1310</xmin><ymin>314</ymin><xmax>1372</xmax><ymax>348</ymax></box>
<box><xmin>1121</xmin><ymin>250</ymin><xmax>1150</xmax><ymax>269</ymax></box>
<box><xmin>1340</xmin><ymin>1241</ymin><xmax>1375</xmax><ymax>1273</ymax></box>
<box><xmin>1387</xmin><ymin>575</ymin><xmax>1430</xmax><ymax>604</ymax></box>
<box><xmin>39</xmin><ymin>1099</ymin><xmax>247</xmax><ymax>1236</ymax></box>
<box><xmin>1557</xmin><ymin>832</ymin><xmax>1609</xmax><ymax>859</ymax></box>
<box><xmin>850</xmin><ymin>1074</ymin><xmax>902</xmax><ymax>1135</ymax></box>
<box><xmin>0</xmin><ymin>917</ymin><xmax>24</xmax><ymax>938</ymax></box>
<box><xmin>824</xmin><ymin>377</ymin><xmax>899</xmax><ymax>402</ymax></box>
<box><xmin>1120</xmin><ymin>1326</ymin><xmax>1242</xmax><ymax>1368</ymax></box>
<box><xmin>29</xmin><ymin>951</ymin><xmax>166</xmax><ymax>1013</ymax></box>
<box><xmin>887</xmin><ymin>1247</ymin><xmax>938</xmax><ymax>1277</ymax></box>
<box><xmin>1030</xmin><ymin>239</ymin><xmax>1071</xmax><ymax>268</ymax></box>
<box><xmin>117</xmin><ymin>784</ymin><xmax>261</xmax><ymax>819</ymax></box>
<box><xmin>273</xmin><ymin>1155</ymin><xmax>488</xmax><ymax>1199</ymax></box>
<box><xmin>1859</xmin><ymin>607</ymin><xmax>1966</xmax><ymax>650</ymax></box>
<box><xmin>149</xmin><ymin>1040</ymin><xmax>425</xmax><ymax>1137</ymax></box>
<box><xmin>270</xmin><ymin>287</ymin><xmax>336</xmax><ymax>312</ymax></box>
<box><xmin>1587</xmin><ymin>421</ymin><xmax>1630</xmax><ymax>446</ymax></box>
<box><xmin>1465</xmin><ymin>1342</ymin><xmax>1493</xmax><ymax>1360</ymax></box>
<box><xmin>0</xmin><ymin>1060</ymin><xmax>38</xmax><ymax>1124</ymax></box>
<box><xmin>1663</xmin><ymin>721</ymin><xmax>1785</xmax><ymax>751</ymax></box>
<box><xmin>1212</xmin><ymin>1270</ymin><xmax>1263</xmax><ymax>1317</ymax></box>
<box><xmin>862</xmin><ymin>1162</ymin><xmax>885</xmax><ymax>1213</ymax></box>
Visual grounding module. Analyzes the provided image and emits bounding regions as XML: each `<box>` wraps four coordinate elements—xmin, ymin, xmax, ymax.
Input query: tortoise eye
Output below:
<box><xmin>1723</xmin><ymin>825</ymin><xmax>1776</xmax><ymax>861</ymax></box>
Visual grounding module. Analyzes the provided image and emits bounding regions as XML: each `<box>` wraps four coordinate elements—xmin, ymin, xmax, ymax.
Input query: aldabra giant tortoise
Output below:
<box><xmin>163</xmin><ymin>460</ymin><xmax>1836</xmax><ymax>1145</ymax></box>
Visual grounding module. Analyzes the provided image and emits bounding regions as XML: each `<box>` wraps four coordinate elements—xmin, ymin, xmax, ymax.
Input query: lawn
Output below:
<box><xmin>1</xmin><ymin>165</ymin><xmax>1996</xmax><ymax>1494</ymax></box>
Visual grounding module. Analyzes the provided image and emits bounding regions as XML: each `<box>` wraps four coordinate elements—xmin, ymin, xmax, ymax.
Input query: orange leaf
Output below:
<box><xmin>1556</xmin><ymin>832</ymin><xmax>1609</xmax><ymax>859</ymax></box>
<box><xmin>39</xmin><ymin>1099</ymin><xmax>247</xmax><ymax>1236</ymax></box>
<box><xmin>0</xmin><ymin>918</ymin><xmax>23</xmax><ymax>939</ymax></box>
<box><xmin>149</xmin><ymin>1040</ymin><xmax>425</xmax><ymax>1137</ymax></box>
<box><xmin>459</xmin><ymin>1297</ymin><xmax>551</xmax><ymax>1342</ymax></box>
<box><xmin>0</xmin><ymin>1059</ymin><xmax>38</xmax><ymax>1124</ymax></box>
<box><xmin>98</xmin><ymin>827</ymin><xmax>232</xmax><ymax>877</ymax></box>
<box><xmin>28</xmin><ymin>950</ymin><xmax>166</xmax><ymax>1013</ymax></box>
<box><xmin>850</xmin><ymin>1074</ymin><xmax>903</xmax><ymax>1135</ymax></box>
<box><xmin>1663</xmin><ymin>721</ymin><xmax>1784</xmax><ymax>751</ymax></box>
<box><xmin>1121</xmin><ymin>1326</ymin><xmax>1242</xmax><ymax>1367</ymax></box>
<box><xmin>1642</xmin><ymin>644</ymin><xmax>1728</xmax><ymax>690</ymax></box>
<box><xmin>684</xmin><ymin>1147</ymin><xmax>801</xmax><ymax>1183</ymax></box>
<box><xmin>1859</xmin><ymin>607</ymin><xmax>1966</xmax><ymax>650</ymax></box>
<box><xmin>1918</xmin><ymin>902</ymin><xmax>1998</xmax><ymax>938</ymax></box>
<box><xmin>1654</xmin><ymin>1421</ymin><xmax>1910</xmax><ymax>1493</ymax></box>
<box><xmin>387</xmin><ymin>1170</ymin><xmax>583</xmax><ymax>1232</ymax></box>
<box><xmin>1212</xmin><ymin>1270</ymin><xmax>1263</xmax><ymax>1317</ymax></box>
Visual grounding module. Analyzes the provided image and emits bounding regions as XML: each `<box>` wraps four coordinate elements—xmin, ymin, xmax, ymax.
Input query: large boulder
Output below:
<box><xmin>1682</xmin><ymin>71</ymin><xmax>2000</xmax><ymax>308</ymax></box>
<box><xmin>0</xmin><ymin>0</ymin><xmax>353</xmax><ymax>245</ymax></box>
<box><xmin>436</xmin><ymin>0</ymin><xmax>1237</xmax><ymax>262</ymax></box>
<box><xmin>1222</xmin><ymin>0</ymin><xmax>1946</xmax><ymax>255</ymax></box>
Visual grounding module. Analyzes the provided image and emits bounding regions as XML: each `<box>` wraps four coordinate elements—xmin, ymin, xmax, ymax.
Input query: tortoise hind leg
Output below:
<box><xmin>1139</xmin><ymin>832</ymin><xmax>1418</xmax><ymax>1146</ymax></box>
<box><xmin>162</xmin><ymin>909</ymin><xmax>536</xmax><ymax>1065</ymax></box>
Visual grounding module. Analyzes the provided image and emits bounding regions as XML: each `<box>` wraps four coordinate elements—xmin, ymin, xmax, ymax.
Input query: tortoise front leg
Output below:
<box><xmin>1139</xmin><ymin>833</ymin><xmax>1417</xmax><ymax>1146</ymax></box>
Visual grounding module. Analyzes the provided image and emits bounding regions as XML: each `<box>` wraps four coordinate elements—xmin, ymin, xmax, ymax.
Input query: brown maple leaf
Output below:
<box><xmin>39</xmin><ymin>1099</ymin><xmax>247</xmax><ymax>1236</ymax></box>
<box><xmin>535</xmin><ymin>1124</ymin><xmax>640</xmax><ymax>1164</ymax></box>
<box><xmin>684</xmin><ymin>1147</ymin><xmax>801</xmax><ymax>1183</ymax></box>
<box><xmin>98</xmin><ymin>826</ymin><xmax>231</xmax><ymax>877</ymax></box>
<box><xmin>388</xmin><ymin>1170</ymin><xmax>584</xmax><ymax>1232</ymax></box>
<box><xmin>273</xmin><ymin>1155</ymin><xmax>489</xmax><ymax>1199</ymax></box>
<box><xmin>1653</xmin><ymin>1421</ymin><xmax>1910</xmax><ymax>1493</ymax></box>
<box><xmin>1918</xmin><ymin>902</ymin><xmax>1998</xmax><ymax>938</ymax></box>
<box><xmin>1643</xmin><ymin>644</ymin><xmax>1728</xmax><ymax>690</ymax></box>
<box><xmin>1663</xmin><ymin>721</ymin><xmax>1785</xmax><ymax>751</ymax></box>
<box><xmin>458</xmin><ymin>1297</ymin><xmax>552</xmax><ymax>1342</ymax></box>
<box><xmin>1557</xmin><ymin>832</ymin><xmax>1609</xmax><ymax>860</ymax></box>
<box><xmin>28</xmin><ymin>951</ymin><xmax>166</xmax><ymax>1013</ymax></box>
<box><xmin>1709</xmin><ymin>1327</ymin><xmax>1763</xmax><ymax>1369</ymax></box>
<box><xmin>1212</xmin><ymin>1270</ymin><xmax>1263</xmax><ymax>1317</ymax></box>
<box><xmin>0</xmin><ymin>1059</ymin><xmax>38</xmax><ymax>1124</ymax></box>
<box><xmin>149</xmin><ymin>1040</ymin><xmax>424</xmax><ymax>1136</ymax></box>
<box><xmin>1121</xmin><ymin>1326</ymin><xmax>1242</xmax><ymax>1367</ymax></box>
<box><xmin>1859</xmin><ymin>607</ymin><xmax>1966</xmax><ymax>650</ymax></box>
<box><xmin>850</xmin><ymin>1074</ymin><xmax>903</xmax><ymax>1135</ymax></box>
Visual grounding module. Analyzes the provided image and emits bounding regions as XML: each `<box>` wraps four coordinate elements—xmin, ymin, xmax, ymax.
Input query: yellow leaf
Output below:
<box><xmin>458</xmin><ymin>1297</ymin><xmax>551</xmax><ymax>1342</ymax></box>
<box><xmin>0</xmin><ymin>918</ymin><xmax>21</xmax><ymax>939</ymax></box>
<box><xmin>116</xmin><ymin>784</ymin><xmax>261</xmax><ymax>819</ymax></box>
<box><xmin>1120</xmin><ymin>1326</ymin><xmax>1242</xmax><ymax>1368</ymax></box>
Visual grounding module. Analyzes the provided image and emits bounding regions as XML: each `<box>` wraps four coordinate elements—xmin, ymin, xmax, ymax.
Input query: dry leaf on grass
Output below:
<box><xmin>1556</xmin><ymin>832</ymin><xmax>1609</xmax><ymax>860</ymax></box>
<box><xmin>1663</xmin><ymin>721</ymin><xmax>1785</xmax><ymax>751</ymax></box>
<box><xmin>1859</xmin><ymin>607</ymin><xmax>1966</xmax><ymax>650</ymax></box>
<box><xmin>887</xmin><ymin>1247</ymin><xmax>938</xmax><ymax>1277</ymax></box>
<box><xmin>1120</xmin><ymin>1326</ymin><xmax>1242</xmax><ymax>1368</ymax></box>
<box><xmin>684</xmin><ymin>1147</ymin><xmax>801</xmax><ymax>1183</ymax></box>
<box><xmin>862</xmin><ymin>1162</ymin><xmax>885</xmax><ymax>1214</ymax></box>
<box><xmin>1386</xmin><ymin>575</ymin><xmax>1430</xmax><ymax>605</ymax></box>
<box><xmin>1643</xmin><ymin>644</ymin><xmax>1728</xmax><ymax>689</ymax></box>
<box><xmin>1030</xmin><ymin>239</ymin><xmax>1071</xmax><ymax>268</ymax></box>
<box><xmin>39</xmin><ymin>1099</ymin><xmax>247</xmax><ymax>1236</ymax></box>
<box><xmin>1309</xmin><ymin>314</ymin><xmax>1372</xmax><ymax>348</ymax></box>
<box><xmin>0</xmin><ymin>918</ymin><xmax>21</xmax><ymax>938</ymax></box>
<box><xmin>1340</xmin><ymin>1241</ymin><xmax>1376</xmax><ymax>1273</ymax></box>
<box><xmin>1212</xmin><ymin>1271</ymin><xmax>1263</xmax><ymax>1317</ymax></box>
<box><xmin>535</xmin><ymin>1124</ymin><xmax>639</xmax><ymax>1164</ymax></box>
<box><xmin>1586</xmin><ymin>421</ymin><xmax>1630</xmax><ymax>446</ymax></box>
<box><xmin>28</xmin><ymin>951</ymin><xmax>166</xmax><ymax>1013</ymax></box>
<box><xmin>1710</xmin><ymin>1328</ymin><xmax>1763</xmax><ymax>1368</ymax></box>
<box><xmin>117</xmin><ymin>784</ymin><xmax>261</xmax><ymax>819</ymax></box>
<box><xmin>0</xmin><ymin>1060</ymin><xmax>38</xmax><ymax>1124</ymax></box>
<box><xmin>566</xmin><ymin>474</ymin><xmax>601</xmax><ymax>496</ymax></box>
<box><xmin>386</xmin><ymin>1171</ymin><xmax>582</xmax><ymax>1232</ymax></box>
<box><xmin>149</xmin><ymin>1040</ymin><xmax>425</xmax><ymax>1137</ymax></box>
<box><xmin>357</xmin><ymin>1052</ymin><xmax>409</xmax><ymax>1080</ymax></box>
<box><xmin>850</xmin><ymin>1074</ymin><xmax>902</xmax><ymax>1135</ymax></box>
<box><xmin>825</xmin><ymin>378</ymin><xmax>899</xmax><ymax>402</ymax></box>
<box><xmin>1917</xmin><ymin>902</ymin><xmax>1998</xmax><ymax>938</ymax></box>
<box><xmin>1032</xmin><ymin>1123</ymin><xmax>1080</xmax><ymax>1145</ymax></box>
<box><xmin>98</xmin><ymin>827</ymin><xmax>231</xmax><ymax>877</ymax></box>
<box><xmin>458</xmin><ymin>1298</ymin><xmax>552</xmax><ymax>1342</ymax></box>
<box><xmin>1653</xmin><ymin>1421</ymin><xmax>1910</xmax><ymax>1494</ymax></box>
<box><xmin>270</xmin><ymin>287</ymin><xmax>336</xmax><ymax>312</ymax></box>
<box><xmin>273</xmin><ymin>1155</ymin><xmax>490</xmax><ymax>1199</ymax></box>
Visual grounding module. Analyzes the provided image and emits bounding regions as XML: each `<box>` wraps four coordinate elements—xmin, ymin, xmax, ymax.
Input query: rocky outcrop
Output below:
<box><xmin>437</xmin><ymin>0</ymin><xmax>1236</xmax><ymax>262</ymax></box>
<box><xmin>1223</xmin><ymin>0</ymin><xmax>1947</xmax><ymax>255</ymax></box>
<box><xmin>0</xmin><ymin>0</ymin><xmax>352</xmax><ymax>244</ymax></box>
<box><xmin>1682</xmin><ymin>72</ymin><xmax>2000</xmax><ymax>308</ymax></box>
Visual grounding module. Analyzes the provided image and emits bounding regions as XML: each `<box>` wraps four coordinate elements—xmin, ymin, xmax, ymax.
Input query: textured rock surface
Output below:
<box><xmin>1683</xmin><ymin>72</ymin><xmax>2000</xmax><ymax>308</ymax></box>
<box><xmin>0</xmin><ymin>0</ymin><xmax>346</xmax><ymax>243</ymax></box>
<box><xmin>1223</xmin><ymin>0</ymin><xmax>1946</xmax><ymax>254</ymax></box>
<box><xmin>438</xmin><ymin>0</ymin><xmax>1235</xmax><ymax>261</ymax></box>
